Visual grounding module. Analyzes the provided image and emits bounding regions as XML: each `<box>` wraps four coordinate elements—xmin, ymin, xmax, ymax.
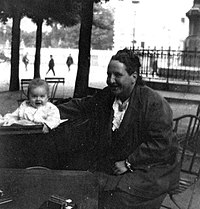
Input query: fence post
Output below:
<box><xmin>141</xmin><ymin>47</ymin><xmax>145</xmax><ymax>75</ymax></box>
<box><xmin>147</xmin><ymin>48</ymin><xmax>150</xmax><ymax>77</ymax></box>
<box><xmin>166</xmin><ymin>46</ymin><xmax>171</xmax><ymax>90</ymax></box>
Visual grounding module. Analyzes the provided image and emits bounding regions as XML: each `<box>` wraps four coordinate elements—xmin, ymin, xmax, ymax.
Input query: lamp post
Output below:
<box><xmin>132</xmin><ymin>1</ymin><xmax>140</xmax><ymax>49</ymax></box>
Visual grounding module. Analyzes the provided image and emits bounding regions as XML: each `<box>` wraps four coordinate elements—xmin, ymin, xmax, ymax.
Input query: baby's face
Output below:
<box><xmin>29</xmin><ymin>86</ymin><xmax>48</xmax><ymax>108</ymax></box>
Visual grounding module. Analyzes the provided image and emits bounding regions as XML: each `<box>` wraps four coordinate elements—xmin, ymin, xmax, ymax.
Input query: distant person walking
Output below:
<box><xmin>66</xmin><ymin>54</ymin><xmax>74</xmax><ymax>71</ymax></box>
<box><xmin>152</xmin><ymin>60</ymin><xmax>158</xmax><ymax>77</ymax></box>
<box><xmin>46</xmin><ymin>55</ymin><xmax>55</xmax><ymax>76</ymax></box>
<box><xmin>22</xmin><ymin>53</ymin><xmax>29</xmax><ymax>71</ymax></box>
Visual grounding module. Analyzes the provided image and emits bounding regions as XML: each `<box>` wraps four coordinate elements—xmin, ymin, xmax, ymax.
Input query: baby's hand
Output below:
<box><xmin>42</xmin><ymin>124</ymin><xmax>49</xmax><ymax>133</ymax></box>
<box><xmin>3</xmin><ymin>118</ymin><xmax>18</xmax><ymax>126</ymax></box>
<box><xmin>33</xmin><ymin>115</ymin><xmax>44</xmax><ymax>124</ymax></box>
<box><xmin>0</xmin><ymin>115</ymin><xmax>4</xmax><ymax>126</ymax></box>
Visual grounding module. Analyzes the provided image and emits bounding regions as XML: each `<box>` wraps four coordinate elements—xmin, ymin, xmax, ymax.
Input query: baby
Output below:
<box><xmin>2</xmin><ymin>78</ymin><xmax>61</xmax><ymax>133</ymax></box>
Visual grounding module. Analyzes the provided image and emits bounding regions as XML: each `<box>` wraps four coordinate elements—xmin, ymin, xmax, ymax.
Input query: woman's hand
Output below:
<box><xmin>113</xmin><ymin>160</ymin><xmax>128</xmax><ymax>175</ymax></box>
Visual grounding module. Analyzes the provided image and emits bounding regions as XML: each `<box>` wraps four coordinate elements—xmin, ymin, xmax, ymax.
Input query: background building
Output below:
<box><xmin>112</xmin><ymin>0</ymin><xmax>136</xmax><ymax>51</ymax></box>
<box><xmin>110</xmin><ymin>0</ymin><xmax>193</xmax><ymax>50</ymax></box>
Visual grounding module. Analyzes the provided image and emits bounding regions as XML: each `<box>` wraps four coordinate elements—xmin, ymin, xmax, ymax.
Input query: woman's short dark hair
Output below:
<box><xmin>110</xmin><ymin>48</ymin><xmax>144</xmax><ymax>85</ymax></box>
<box><xmin>28</xmin><ymin>78</ymin><xmax>49</xmax><ymax>98</ymax></box>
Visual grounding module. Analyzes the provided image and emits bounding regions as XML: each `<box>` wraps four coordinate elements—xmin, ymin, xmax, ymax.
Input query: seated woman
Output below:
<box><xmin>58</xmin><ymin>48</ymin><xmax>180</xmax><ymax>209</ymax></box>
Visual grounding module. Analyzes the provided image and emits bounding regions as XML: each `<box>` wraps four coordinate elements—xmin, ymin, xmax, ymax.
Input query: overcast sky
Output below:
<box><xmin>21</xmin><ymin>0</ymin><xmax>193</xmax><ymax>30</ymax></box>
<box><xmin>20</xmin><ymin>0</ymin><xmax>194</xmax><ymax>48</ymax></box>
<box><xmin>135</xmin><ymin>0</ymin><xmax>193</xmax><ymax>47</ymax></box>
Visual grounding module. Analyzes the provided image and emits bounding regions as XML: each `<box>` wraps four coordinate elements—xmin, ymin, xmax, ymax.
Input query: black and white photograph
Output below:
<box><xmin>0</xmin><ymin>0</ymin><xmax>199</xmax><ymax>208</ymax></box>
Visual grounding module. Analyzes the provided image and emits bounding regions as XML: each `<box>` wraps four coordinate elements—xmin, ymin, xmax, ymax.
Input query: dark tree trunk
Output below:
<box><xmin>9</xmin><ymin>12</ymin><xmax>21</xmax><ymax>91</ymax></box>
<box><xmin>73</xmin><ymin>0</ymin><xmax>94</xmax><ymax>98</ymax></box>
<box><xmin>34</xmin><ymin>19</ymin><xmax>43</xmax><ymax>79</ymax></box>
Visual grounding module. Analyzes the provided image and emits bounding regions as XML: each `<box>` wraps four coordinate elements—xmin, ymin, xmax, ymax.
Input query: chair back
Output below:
<box><xmin>159</xmin><ymin>114</ymin><xmax>200</xmax><ymax>208</ymax></box>
<box><xmin>196</xmin><ymin>103</ymin><xmax>200</xmax><ymax>117</ymax></box>
<box><xmin>17</xmin><ymin>79</ymin><xmax>32</xmax><ymax>105</ymax></box>
<box><xmin>20</xmin><ymin>79</ymin><xmax>32</xmax><ymax>99</ymax></box>
<box><xmin>45</xmin><ymin>77</ymin><xmax>65</xmax><ymax>102</ymax></box>
<box><xmin>173</xmin><ymin>114</ymin><xmax>200</xmax><ymax>179</ymax></box>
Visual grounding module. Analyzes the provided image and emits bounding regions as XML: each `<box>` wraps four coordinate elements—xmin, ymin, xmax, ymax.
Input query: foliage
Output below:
<box><xmin>20</xmin><ymin>2</ymin><xmax>113</xmax><ymax>49</ymax></box>
<box><xmin>21</xmin><ymin>0</ymin><xmax>81</xmax><ymax>78</ymax></box>
<box><xmin>0</xmin><ymin>24</ymin><xmax>11</xmax><ymax>45</ymax></box>
<box><xmin>0</xmin><ymin>0</ymin><xmax>25</xmax><ymax>21</ymax></box>
<box><xmin>24</xmin><ymin>0</ymin><xmax>80</xmax><ymax>27</ymax></box>
<box><xmin>0</xmin><ymin>0</ymin><xmax>112</xmax><ymax>91</ymax></box>
<box><xmin>21</xmin><ymin>31</ymin><xmax>35</xmax><ymax>47</ymax></box>
<box><xmin>0</xmin><ymin>51</ymin><xmax>10</xmax><ymax>62</ymax></box>
<box><xmin>0</xmin><ymin>0</ymin><xmax>113</xmax><ymax>49</ymax></box>
<box><xmin>92</xmin><ymin>2</ymin><xmax>114</xmax><ymax>49</ymax></box>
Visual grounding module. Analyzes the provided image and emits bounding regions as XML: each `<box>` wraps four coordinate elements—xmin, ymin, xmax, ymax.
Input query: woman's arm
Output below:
<box><xmin>127</xmin><ymin>95</ymin><xmax>176</xmax><ymax>168</ymax></box>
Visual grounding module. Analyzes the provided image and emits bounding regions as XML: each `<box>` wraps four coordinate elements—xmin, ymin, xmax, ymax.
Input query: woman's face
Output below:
<box><xmin>106</xmin><ymin>60</ymin><xmax>137</xmax><ymax>101</ymax></box>
<box><xmin>29</xmin><ymin>86</ymin><xmax>48</xmax><ymax>108</ymax></box>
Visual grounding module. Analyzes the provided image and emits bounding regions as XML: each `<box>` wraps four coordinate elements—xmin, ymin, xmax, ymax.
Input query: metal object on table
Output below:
<box><xmin>39</xmin><ymin>195</ymin><xmax>77</xmax><ymax>209</ymax></box>
<box><xmin>0</xmin><ymin>189</ymin><xmax>12</xmax><ymax>205</ymax></box>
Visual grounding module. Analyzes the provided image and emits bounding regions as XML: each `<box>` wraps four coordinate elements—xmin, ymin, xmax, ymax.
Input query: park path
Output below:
<box><xmin>0</xmin><ymin>60</ymin><xmax>198</xmax><ymax>117</ymax></box>
<box><xmin>0</xmin><ymin>59</ymin><xmax>108</xmax><ymax>115</ymax></box>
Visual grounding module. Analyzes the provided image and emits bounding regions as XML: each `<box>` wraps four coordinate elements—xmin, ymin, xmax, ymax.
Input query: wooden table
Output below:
<box><xmin>0</xmin><ymin>118</ymin><xmax>95</xmax><ymax>171</ymax></box>
<box><xmin>0</xmin><ymin>125</ymin><xmax>59</xmax><ymax>169</ymax></box>
<box><xmin>0</xmin><ymin>168</ymin><xmax>99</xmax><ymax>209</ymax></box>
<box><xmin>0</xmin><ymin>125</ymin><xmax>43</xmax><ymax>136</ymax></box>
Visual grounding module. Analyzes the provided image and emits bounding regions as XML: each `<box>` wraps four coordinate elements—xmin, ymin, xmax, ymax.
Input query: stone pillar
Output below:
<box><xmin>185</xmin><ymin>0</ymin><xmax>200</xmax><ymax>50</ymax></box>
<box><xmin>183</xmin><ymin>0</ymin><xmax>200</xmax><ymax>66</ymax></box>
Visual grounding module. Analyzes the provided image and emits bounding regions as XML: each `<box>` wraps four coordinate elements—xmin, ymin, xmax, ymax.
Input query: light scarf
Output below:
<box><xmin>112</xmin><ymin>97</ymin><xmax>129</xmax><ymax>131</ymax></box>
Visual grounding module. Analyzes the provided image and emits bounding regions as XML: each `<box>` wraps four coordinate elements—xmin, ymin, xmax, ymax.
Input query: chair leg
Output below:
<box><xmin>160</xmin><ymin>194</ymin><xmax>172</xmax><ymax>209</ymax></box>
<box><xmin>187</xmin><ymin>183</ymin><xmax>196</xmax><ymax>209</ymax></box>
<box><xmin>160</xmin><ymin>205</ymin><xmax>172</xmax><ymax>209</ymax></box>
<box><xmin>169</xmin><ymin>194</ymin><xmax>182</xmax><ymax>209</ymax></box>
<box><xmin>169</xmin><ymin>182</ymin><xmax>196</xmax><ymax>209</ymax></box>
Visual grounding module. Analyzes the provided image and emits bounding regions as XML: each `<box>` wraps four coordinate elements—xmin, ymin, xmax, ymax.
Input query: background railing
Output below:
<box><xmin>1</xmin><ymin>47</ymin><xmax>200</xmax><ymax>92</ymax></box>
<box><xmin>134</xmin><ymin>47</ymin><xmax>200</xmax><ymax>85</ymax></box>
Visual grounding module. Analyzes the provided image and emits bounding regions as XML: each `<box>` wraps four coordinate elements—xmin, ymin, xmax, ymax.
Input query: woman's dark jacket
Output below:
<box><xmin>58</xmin><ymin>85</ymin><xmax>180</xmax><ymax>199</ymax></box>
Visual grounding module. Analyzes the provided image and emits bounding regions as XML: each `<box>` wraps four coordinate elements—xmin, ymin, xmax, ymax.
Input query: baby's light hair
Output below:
<box><xmin>27</xmin><ymin>78</ymin><xmax>49</xmax><ymax>98</ymax></box>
